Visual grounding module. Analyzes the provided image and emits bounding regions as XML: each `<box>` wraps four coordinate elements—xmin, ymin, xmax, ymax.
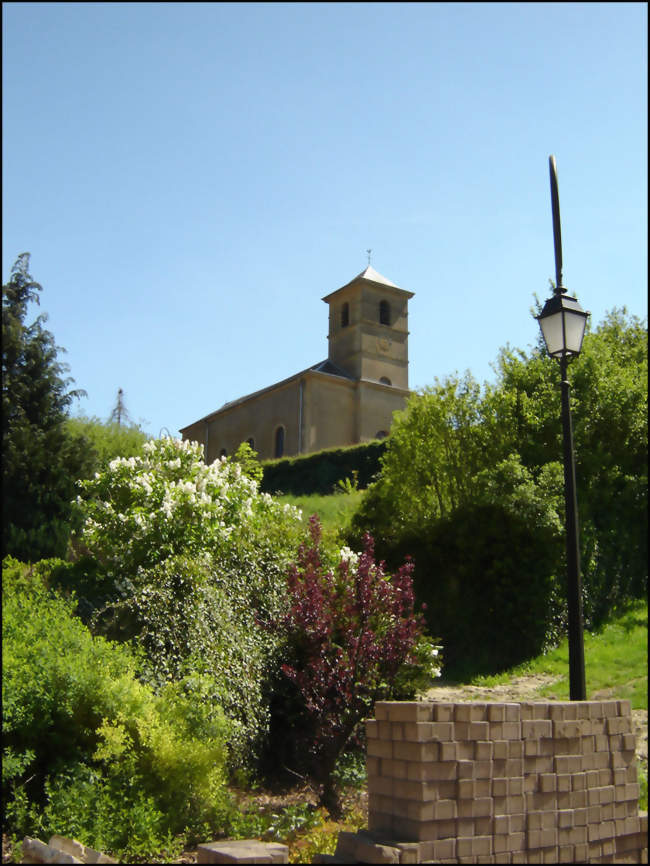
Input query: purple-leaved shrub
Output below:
<box><xmin>273</xmin><ymin>516</ymin><xmax>440</xmax><ymax>816</ymax></box>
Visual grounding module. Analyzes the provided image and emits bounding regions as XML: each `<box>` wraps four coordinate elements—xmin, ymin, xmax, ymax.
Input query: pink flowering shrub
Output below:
<box><xmin>273</xmin><ymin>515</ymin><xmax>440</xmax><ymax>815</ymax></box>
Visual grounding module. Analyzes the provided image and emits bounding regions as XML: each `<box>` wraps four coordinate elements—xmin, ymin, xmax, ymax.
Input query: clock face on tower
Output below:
<box><xmin>376</xmin><ymin>336</ymin><xmax>392</xmax><ymax>354</ymax></box>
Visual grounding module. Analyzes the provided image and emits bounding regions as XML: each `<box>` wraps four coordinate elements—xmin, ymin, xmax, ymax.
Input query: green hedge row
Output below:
<box><xmin>260</xmin><ymin>440</ymin><xmax>387</xmax><ymax>496</ymax></box>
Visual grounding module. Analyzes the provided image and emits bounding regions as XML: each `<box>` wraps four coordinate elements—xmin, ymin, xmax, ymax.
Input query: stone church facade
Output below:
<box><xmin>179</xmin><ymin>266</ymin><xmax>414</xmax><ymax>462</ymax></box>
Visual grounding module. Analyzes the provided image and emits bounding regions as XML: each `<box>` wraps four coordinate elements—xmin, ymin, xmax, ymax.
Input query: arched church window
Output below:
<box><xmin>375</xmin><ymin>430</ymin><xmax>388</xmax><ymax>440</ymax></box>
<box><xmin>379</xmin><ymin>300</ymin><xmax>391</xmax><ymax>325</ymax></box>
<box><xmin>219</xmin><ymin>448</ymin><xmax>228</xmax><ymax>458</ymax></box>
<box><xmin>341</xmin><ymin>303</ymin><xmax>350</xmax><ymax>328</ymax></box>
<box><xmin>247</xmin><ymin>437</ymin><xmax>255</xmax><ymax>450</ymax></box>
<box><xmin>380</xmin><ymin>376</ymin><xmax>392</xmax><ymax>386</ymax></box>
<box><xmin>274</xmin><ymin>426</ymin><xmax>285</xmax><ymax>458</ymax></box>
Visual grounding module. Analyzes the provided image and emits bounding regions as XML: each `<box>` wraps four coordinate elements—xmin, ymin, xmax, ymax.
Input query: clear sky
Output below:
<box><xmin>3</xmin><ymin>2</ymin><xmax>647</xmax><ymax>438</ymax></box>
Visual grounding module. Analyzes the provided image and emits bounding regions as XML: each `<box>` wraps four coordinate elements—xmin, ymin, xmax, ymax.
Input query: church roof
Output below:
<box><xmin>352</xmin><ymin>265</ymin><xmax>401</xmax><ymax>288</ymax></box>
<box><xmin>309</xmin><ymin>358</ymin><xmax>354</xmax><ymax>378</ymax></box>
<box><xmin>322</xmin><ymin>265</ymin><xmax>413</xmax><ymax>302</ymax></box>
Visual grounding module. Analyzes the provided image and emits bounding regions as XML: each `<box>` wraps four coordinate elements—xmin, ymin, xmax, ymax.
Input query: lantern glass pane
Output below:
<box><xmin>564</xmin><ymin>310</ymin><xmax>588</xmax><ymax>354</ymax></box>
<box><xmin>539</xmin><ymin>310</ymin><xmax>565</xmax><ymax>357</ymax></box>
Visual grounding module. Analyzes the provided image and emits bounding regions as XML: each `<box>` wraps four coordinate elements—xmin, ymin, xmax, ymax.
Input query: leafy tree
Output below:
<box><xmin>350</xmin><ymin>308</ymin><xmax>647</xmax><ymax>673</ymax></box>
<box><xmin>73</xmin><ymin>437</ymin><xmax>301</xmax><ymax>578</ymax></box>
<box><xmin>350</xmin><ymin>370</ymin><xmax>507</xmax><ymax>548</ymax></box>
<box><xmin>568</xmin><ymin>310</ymin><xmax>647</xmax><ymax>622</ymax></box>
<box><xmin>491</xmin><ymin>309</ymin><xmax>648</xmax><ymax>624</ymax></box>
<box><xmin>267</xmin><ymin>517</ymin><xmax>440</xmax><ymax>816</ymax></box>
<box><xmin>64</xmin><ymin>414</ymin><xmax>149</xmax><ymax>470</ymax></box>
<box><xmin>232</xmin><ymin>440</ymin><xmax>264</xmax><ymax>484</ymax></box>
<box><xmin>2</xmin><ymin>254</ymin><xmax>90</xmax><ymax>561</ymax></box>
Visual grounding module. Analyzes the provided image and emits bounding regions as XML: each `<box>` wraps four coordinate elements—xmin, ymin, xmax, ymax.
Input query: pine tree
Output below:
<box><xmin>2</xmin><ymin>253</ymin><xmax>90</xmax><ymax>561</ymax></box>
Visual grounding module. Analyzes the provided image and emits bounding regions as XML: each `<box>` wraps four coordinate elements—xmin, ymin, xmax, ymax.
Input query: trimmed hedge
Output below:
<box><xmin>260</xmin><ymin>440</ymin><xmax>387</xmax><ymax>496</ymax></box>
<box><xmin>361</xmin><ymin>502</ymin><xmax>562</xmax><ymax>681</ymax></box>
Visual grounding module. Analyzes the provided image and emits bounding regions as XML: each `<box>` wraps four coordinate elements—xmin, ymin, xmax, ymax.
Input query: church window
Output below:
<box><xmin>247</xmin><ymin>437</ymin><xmax>255</xmax><ymax>449</ymax></box>
<box><xmin>219</xmin><ymin>448</ymin><xmax>228</xmax><ymax>458</ymax></box>
<box><xmin>380</xmin><ymin>376</ymin><xmax>392</xmax><ymax>386</ymax></box>
<box><xmin>375</xmin><ymin>430</ymin><xmax>388</xmax><ymax>440</ymax></box>
<box><xmin>379</xmin><ymin>300</ymin><xmax>391</xmax><ymax>325</ymax></box>
<box><xmin>341</xmin><ymin>303</ymin><xmax>350</xmax><ymax>328</ymax></box>
<box><xmin>274</xmin><ymin>426</ymin><xmax>285</xmax><ymax>458</ymax></box>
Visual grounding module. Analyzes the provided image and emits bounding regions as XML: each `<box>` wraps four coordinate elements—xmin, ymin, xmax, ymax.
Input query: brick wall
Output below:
<box><xmin>360</xmin><ymin>700</ymin><xmax>647</xmax><ymax>864</ymax></box>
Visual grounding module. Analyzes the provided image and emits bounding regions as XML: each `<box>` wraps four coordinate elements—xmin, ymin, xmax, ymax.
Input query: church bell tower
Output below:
<box><xmin>322</xmin><ymin>266</ymin><xmax>414</xmax><ymax>390</ymax></box>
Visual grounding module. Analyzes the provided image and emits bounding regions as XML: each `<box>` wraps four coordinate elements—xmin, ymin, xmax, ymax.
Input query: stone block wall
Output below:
<box><xmin>361</xmin><ymin>699</ymin><xmax>647</xmax><ymax>864</ymax></box>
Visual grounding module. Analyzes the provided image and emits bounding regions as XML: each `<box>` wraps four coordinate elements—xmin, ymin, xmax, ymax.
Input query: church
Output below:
<box><xmin>179</xmin><ymin>265</ymin><xmax>414</xmax><ymax>462</ymax></box>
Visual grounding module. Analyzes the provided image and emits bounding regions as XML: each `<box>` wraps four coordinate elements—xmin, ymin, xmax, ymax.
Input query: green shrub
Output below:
<box><xmin>29</xmin><ymin>555</ymin><xmax>113</xmax><ymax>625</ymax></box>
<box><xmin>39</xmin><ymin>763</ymin><xmax>180</xmax><ymax>862</ymax></box>
<box><xmin>85</xmin><ymin>553</ymin><xmax>282</xmax><ymax>764</ymax></box>
<box><xmin>69</xmin><ymin>437</ymin><xmax>303</xmax><ymax>768</ymax></box>
<box><xmin>227</xmin><ymin>800</ymin><xmax>322</xmax><ymax>843</ymax></box>
<box><xmin>390</xmin><ymin>502</ymin><xmax>560</xmax><ymax>679</ymax></box>
<box><xmin>351</xmin><ymin>454</ymin><xmax>565</xmax><ymax>679</ymax></box>
<box><xmin>2</xmin><ymin>557</ymin><xmax>232</xmax><ymax>859</ymax></box>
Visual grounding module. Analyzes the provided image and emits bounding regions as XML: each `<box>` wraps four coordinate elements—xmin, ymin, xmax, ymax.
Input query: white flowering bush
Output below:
<box><xmin>76</xmin><ymin>437</ymin><xmax>300</xmax><ymax>576</ymax></box>
<box><xmin>72</xmin><ymin>437</ymin><xmax>304</xmax><ymax>765</ymax></box>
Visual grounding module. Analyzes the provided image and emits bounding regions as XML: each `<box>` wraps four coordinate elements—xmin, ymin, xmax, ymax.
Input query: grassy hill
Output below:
<box><xmin>276</xmin><ymin>489</ymin><xmax>364</xmax><ymax>541</ymax></box>
<box><xmin>469</xmin><ymin>599</ymin><xmax>647</xmax><ymax>710</ymax></box>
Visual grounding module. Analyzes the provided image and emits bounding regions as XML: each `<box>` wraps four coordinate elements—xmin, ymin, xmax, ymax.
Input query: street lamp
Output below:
<box><xmin>536</xmin><ymin>155</ymin><xmax>590</xmax><ymax>701</ymax></box>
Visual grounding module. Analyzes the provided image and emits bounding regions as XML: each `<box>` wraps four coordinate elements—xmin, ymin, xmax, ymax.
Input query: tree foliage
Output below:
<box><xmin>491</xmin><ymin>309</ymin><xmax>648</xmax><ymax>624</ymax></box>
<box><xmin>351</xmin><ymin>372</ymin><xmax>499</xmax><ymax>545</ymax></box>
<box><xmin>64</xmin><ymin>415</ymin><xmax>149</xmax><ymax>471</ymax></box>
<box><xmin>351</xmin><ymin>308</ymin><xmax>647</xmax><ymax>676</ymax></box>
<box><xmin>232</xmin><ymin>440</ymin><xmax>264</xmax><ymax>485</ymax></box>
<box><xmin>70</xmin><ymin>437</ymin><xmax>304</xmax><ymax>764</ymax></box>
<box><xmin>2</xmin><ymin>557</ymin><xmax>232</xmax><ymax>860</ymax></box>
<box><xmin>2</xmin><ymin>254</ymin><xmax>91</xmax><ymax>561</ymax></box>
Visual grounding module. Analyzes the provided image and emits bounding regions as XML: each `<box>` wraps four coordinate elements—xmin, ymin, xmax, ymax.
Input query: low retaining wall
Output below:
<box><xmin>328</xmin><ymin>699</ymin><xmax>647</xmax><ymax>863</ymax></box>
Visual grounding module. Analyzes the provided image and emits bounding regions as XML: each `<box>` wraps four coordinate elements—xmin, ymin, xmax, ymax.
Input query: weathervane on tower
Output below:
<box><xmin>366</xmin><ymin>249</ymin><xmax>372</xmax><ymax>266</ymax></box>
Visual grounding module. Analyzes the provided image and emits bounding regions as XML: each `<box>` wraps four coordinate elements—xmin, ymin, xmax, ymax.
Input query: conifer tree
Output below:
<box><xmin>2</xmin><ymin>253</ymin><xmax>90</xmax><ymax>561</ymax></box>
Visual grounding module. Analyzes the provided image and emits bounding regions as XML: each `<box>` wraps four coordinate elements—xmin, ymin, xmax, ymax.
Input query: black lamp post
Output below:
<box><xmin>536</xmin><ymin>155</ymin><xmax>590</xmax><ymax>702</ymax></box>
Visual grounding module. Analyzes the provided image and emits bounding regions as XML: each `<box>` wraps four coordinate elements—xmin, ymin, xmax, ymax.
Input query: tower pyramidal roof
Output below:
<box><xmin>323</xmin><ymin>265</ymin><xmax>412</xmax><ymax>301</ymax></box>
<box><xmin>352</xmin><ymin>265</ymin><xmax>400</xmax><ymax>288</ymax></box>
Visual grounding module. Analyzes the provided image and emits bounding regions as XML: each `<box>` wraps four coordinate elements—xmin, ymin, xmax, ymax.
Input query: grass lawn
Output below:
<box><xmin>468</xmin><ymin>599</ymin><xmax>649</xmax><ymax>811</ymax></box>
<box><xmin>277</xmin><ymin>490</ymin><xmax>364</xmax><ymax>539</ymax></box>
<box><xmin>470</xmin><ymin>599</ymin><xmax>648</xmax><ymax>710</ymax></box>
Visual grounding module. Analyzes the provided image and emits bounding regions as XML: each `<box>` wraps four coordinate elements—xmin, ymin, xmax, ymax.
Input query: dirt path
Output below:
<box><xmin>424</xmin><ymin>675</ymin><xmax>648</xmax><ymax>770</ymax></box>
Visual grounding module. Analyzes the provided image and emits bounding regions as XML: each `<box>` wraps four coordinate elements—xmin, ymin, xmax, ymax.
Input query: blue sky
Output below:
<box><xmin>3</xmin><ymin>2</ymin><xmax>647</xmax><ymax>438</ymax></box>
